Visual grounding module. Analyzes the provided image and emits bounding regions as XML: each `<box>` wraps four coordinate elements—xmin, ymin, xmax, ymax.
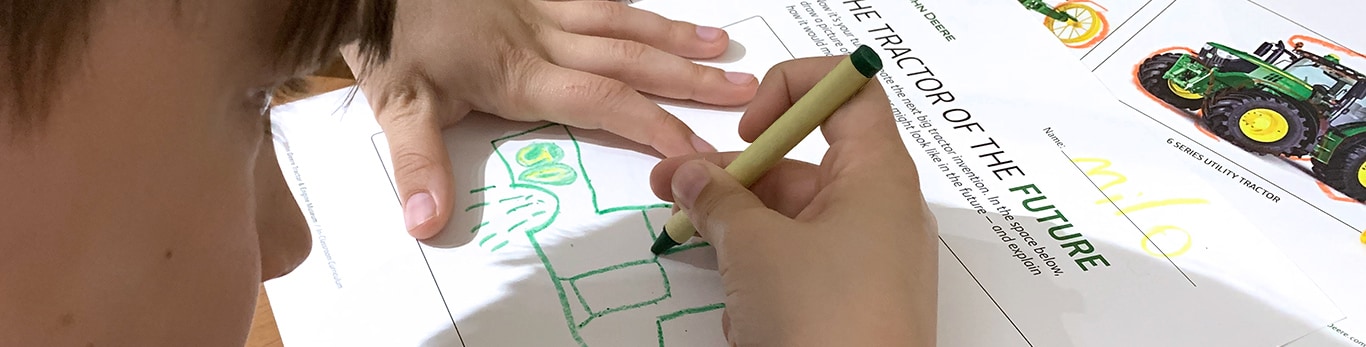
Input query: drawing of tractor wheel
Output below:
<box><xmin>1200</xmin><ymin>89</ymin><xmax>1318</xmax><ymax>157</ymax></box>
<box><xmin>1314</xmin><ymin>139</ymin><xmax>1366</xmax><ymax>203</ymax></box>
<box><xmin>1138</xmin><ymin>52</ymin><xmax>1204</xmax><ymax>110</ymax></box>
<box><xmin>1043</xmin><ymin>2</ymin><xmax>1106</xmax><ymax>48</ymax></box>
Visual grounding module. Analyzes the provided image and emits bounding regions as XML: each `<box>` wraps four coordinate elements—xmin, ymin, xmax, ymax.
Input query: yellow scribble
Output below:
<box><xmin>1071</xmin><ymin>158</ymin><xmax>1127</xmax><ymax>198</ymax></box>
<box><xmin>1072</xmin><ymin>157</ymin><xmax>1209</xmax><ymax>258</ymax></box>
<box><xmin>1142</xmin><ymin>225</ymin><xmax>1193</xmax><ymax>257</ymax></box>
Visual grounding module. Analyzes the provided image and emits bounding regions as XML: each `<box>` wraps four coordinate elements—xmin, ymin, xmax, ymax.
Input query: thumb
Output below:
<box><xmin>671</xmin><ymin>159</ymin><xmax>772</xmax><ymax>247</ymax></box>
<box><xmin>373</xmin><ymin>96</ymin><xmax>460</xmax><ymax>241</ymax></box>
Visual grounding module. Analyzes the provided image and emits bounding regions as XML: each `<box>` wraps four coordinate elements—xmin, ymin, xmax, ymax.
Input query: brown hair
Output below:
<box><xmin>0</xmin><ymin>0</ymin><xmax>395</xmax><ymax>132</ymax></box>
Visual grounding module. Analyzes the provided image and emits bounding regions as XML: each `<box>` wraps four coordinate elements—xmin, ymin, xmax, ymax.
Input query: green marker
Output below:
<box><xmin>651</xmin><ymin>45</ymin><xmax>884</xmax><ymax>255</ymax></box>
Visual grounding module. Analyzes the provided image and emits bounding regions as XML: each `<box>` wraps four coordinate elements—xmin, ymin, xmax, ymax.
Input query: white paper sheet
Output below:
<box><xmin>1020</xmin><ymin>0</ymin><xmax>1366</xmax><ymax>344</ymax></box>
<box><xmin>264</xmin><ymin>0</ymin><xmax>1357</xmax><ymax>345</ymax></box>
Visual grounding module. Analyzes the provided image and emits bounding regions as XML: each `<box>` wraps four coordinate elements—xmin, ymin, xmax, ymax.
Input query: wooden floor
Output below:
<box><xmin>246</xmin><ymin>285</ymin><xmax>284</xmax><ymax>347</ymax></box>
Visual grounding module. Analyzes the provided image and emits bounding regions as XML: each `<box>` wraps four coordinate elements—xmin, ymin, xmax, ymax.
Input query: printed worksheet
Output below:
<box><xmin>262</xmin><ymin>0</ymin><xmax>1357</xmax><ymax>346</ymax></box>
<box><xmin>1018</xmin><ymin>0</ymin><xmax>1366</xmax><ymax>344</ymax></box>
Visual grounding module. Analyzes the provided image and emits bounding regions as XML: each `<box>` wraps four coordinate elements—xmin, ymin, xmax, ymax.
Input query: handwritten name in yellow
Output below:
<box><xmin>1072</xmin><ymin>157</ymin><xmax>1205</xmax><ymax>258</ymax></box>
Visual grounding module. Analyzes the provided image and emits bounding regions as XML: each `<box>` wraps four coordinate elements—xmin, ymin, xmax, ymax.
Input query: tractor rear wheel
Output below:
<box><xmin>1314</xmin><ymin>138</ymin><xmax>1366</xmax><ymax>203</ymax></box>
<box><xmin>1201</xmin><ymin>90</ymin><xmax>1318</xmax><ymax>156</ymax></box>
<box><xmin>1138</xmin><ymin>52</ymin><xmax>1203</xmax><ymax>111</ymax></box>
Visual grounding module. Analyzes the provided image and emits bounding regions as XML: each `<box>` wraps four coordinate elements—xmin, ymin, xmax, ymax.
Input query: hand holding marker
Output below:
<box><xmin>651</xmin><ymin>45</ymin><xmax>884</xmax><ymax>254</ymax></box>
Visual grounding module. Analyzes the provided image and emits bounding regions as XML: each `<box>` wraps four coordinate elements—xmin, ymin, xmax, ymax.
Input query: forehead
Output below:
<box><xmin>1</xmin><ymin>0</ymin><xmax>388</xmax><ymax>132</ymax></box>
<box><xmin>179</xmin><ymin>0</ymin><xmax>353</xmax><ymax>59</ymax></box>
<box><xmin>104</xmin><ymin>0</ymin><xmax>360</xmax><ymax>72</ymax></box>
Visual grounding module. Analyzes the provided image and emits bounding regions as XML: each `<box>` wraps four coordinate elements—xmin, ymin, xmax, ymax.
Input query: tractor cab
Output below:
<box><xmin>1254</xmin><ymin>41</ymin><xmax>1366</xmax><ymax>115</ymax></box>
<box><xmin>1253</xmin><ymin>40</ymin><xmax>1300</xmax><ymax>67</ymax></box>
<box><xmin>1290</xmin><ymin>53</ymin><xmax>1361</xmax><ymax>107</ymax></box>
<box><xmin>1330</xmin><ymin>81</ymin><xmax>1366</xmax><ymax>128</ymax></box>
<box><xmin>1286</xmin><ymin>57</ymin><xmax>1353</xmax><ymax>100</ymax></box>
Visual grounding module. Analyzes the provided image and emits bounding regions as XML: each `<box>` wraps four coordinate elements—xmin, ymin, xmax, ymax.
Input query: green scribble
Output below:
<box><xmin>520</xmin><ymin>162</ymin><xmax>578</xmax><ymax>186</ymax></box>
<box><xmin>655</xmin><ymin>303</ymin><xmax>726</xmax><ymax>347</ymax></box>
<box><xmin>498</xmin><ymin>195</ymin><xmax>529</xmax><ymax>203</ymax></box>
<box><xmin>575</xmin><ymin>260</ymin><xmax>672</xmax><ymax>329</ymax></box>
<box><xmin>489</xmin><ymin>240</ymin><xmax>509</xmax><ymax>252</ymax></box>
<box><xmin>507</xmin><ymin>219</ymin><xmax>528</xmax><ymax>232</ymax></box>
<box><xmin>468</xmin><ymin>124</ymin><xmax>719</xmax><ymax>346</ymax></box>
<box><xmin>599</xmin><ymin>203</ymin><xmax>673</xmax><ymax>215</ymax></box>
<box><xmin>514</xmin><ymin>142</ymin><xmax>578</xmax><ymax>186</ymax></box>
<box><xmin>465</xmin><ymin>202</ymin><xmax>489</xmax><ymax>212</ymax></box>
<box><xmin>565</xmin><ymin>259</ymin><xmax>656</xmax><ymax>281</ymax></box>
<box><xmin>479</xmin><ymin>233</ymin><xmax>498</xmax><ymax>246</ymax></box>
<box><xmin>472</xmin><ymin>183</ymin><xmax>558</xmax><ymax>252</ymax></box>
<box><xmin>570</xmin><ymin>280</ymin><xmax>592</xmax><ymax>317</ymax></box>
<box><xmin>517</xmin><ymin>142</ymin><xmax>566</xmax><ymax>167</ymax></box>
<box><xmin>565</xmin><ymin>129</ymin><xmax>602</xmax><ymax>214</ymax></box>
<box><xmin>527</xmin><ymin>230</ymin><xmax>586</xmax><ymax>346</ymax></box>
<box><xmin>643</xmin><ymin>211</ymin><xmax>658</xmax><ymax>239</ymax></box>
<box><xmin>508</xmin><ymin>202</ymin><xmax>535</xmax><ymax>214</ymax></box>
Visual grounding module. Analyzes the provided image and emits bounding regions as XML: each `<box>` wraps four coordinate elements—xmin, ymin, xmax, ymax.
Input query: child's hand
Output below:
<box><xmin>649</xmin><ymin>56</ymin><xmax>939</xmax><ymax>347</ymax></box>
<box><xmin>345</xmin><ymin>0</ymin><xmax>757</xmax><ymax>241</ymax></box>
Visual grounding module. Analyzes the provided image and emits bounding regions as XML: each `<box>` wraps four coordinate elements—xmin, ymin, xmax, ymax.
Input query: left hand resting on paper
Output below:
<box><xmin>341</xmin><ymin>0</ymin><xmax>758</xmax><ymax>241</ymax></box>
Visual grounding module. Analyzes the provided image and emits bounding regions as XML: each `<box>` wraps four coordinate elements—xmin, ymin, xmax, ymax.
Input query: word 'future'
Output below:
<box><xmin>843</xmin><ymin>0</ymin><xmax>1111</xmax><ymax>273</ymax></box>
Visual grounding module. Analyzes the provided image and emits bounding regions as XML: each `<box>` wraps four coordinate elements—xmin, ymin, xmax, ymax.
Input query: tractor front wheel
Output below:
<box><xmin>1138</xmin><ymin>53</ymin><xmax>1203</xmax><ymax>111</ymax></box>
<box><xmin>1201</xmin><ymin>90</ymin><xmax>1318</xmax><ymax>156</ymax></box>
<box><xmin>1044</xmin><ymin>2</ymin><xmax>1106</xmax><ymax>48</ymax></box>
<box><xmin>1314</xmin><ymin>139</ymin><xmax>1366</xmax><ymax>203</ymax></box>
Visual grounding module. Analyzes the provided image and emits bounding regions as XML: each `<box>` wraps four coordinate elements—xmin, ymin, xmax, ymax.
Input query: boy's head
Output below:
<box><xmin>2</xmin><ymin>0</ymin><xmax>395</xmax><ymax>133</ymax></box>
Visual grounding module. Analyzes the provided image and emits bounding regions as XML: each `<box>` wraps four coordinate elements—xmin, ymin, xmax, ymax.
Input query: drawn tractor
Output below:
<box><xmin>1019</xmin><ymin>0</ymin><xmax>1108</xmax><ymax>48</ymax></box>
<box><xmin>1137</xmin><ymin>40</ymin><xmax>1366</xmax><ymax>203</ymax></box>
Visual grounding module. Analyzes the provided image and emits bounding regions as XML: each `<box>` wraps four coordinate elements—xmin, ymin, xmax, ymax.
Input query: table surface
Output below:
<box><xmin>247</xmin><ymin>284</ymin><xmax>285</xmax><ymax>347</ymax></box>
<box><xmin>251</xmin><ymin>71</ymin><xmax>356</xmax><ymax>347</ymax></box>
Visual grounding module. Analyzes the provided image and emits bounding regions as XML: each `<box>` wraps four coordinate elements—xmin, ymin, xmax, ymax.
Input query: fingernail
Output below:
<box><xmin>404</xmin><ymin>192</ymin><xmax>436</xmax><ymax>231</ymax></box>
<box><xmin>725</xmin><ymin>71</ymin><xmax>755</xmax><ymax>85</ymax></box>
<box><xmin>672</xmin><ymin>161</ymin><xmax>710</xmax><ymax>210</ymax></box>
<box><xmin>691</xmin><ymin>134</ymin><xmax>717</xmax><ymax>153</ymax></box>
<box><xmin>696</xmin><ymin>26</ymin><xmax>724</xmax><ymax>42</ymax></box>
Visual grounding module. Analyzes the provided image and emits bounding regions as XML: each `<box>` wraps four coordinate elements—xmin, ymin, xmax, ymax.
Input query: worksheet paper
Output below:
<box><xmin>263</xmin><ymin>0</ymin><xmax>1352</xmax><ymax>346</ymax></box>
<box><xmin>1017</xmin><ymin>0</ymin><xmax>1366</xmax><ymax>344</ymax></box>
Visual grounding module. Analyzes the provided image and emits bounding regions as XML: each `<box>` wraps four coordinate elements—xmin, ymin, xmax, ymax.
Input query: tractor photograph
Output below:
<box><xmin>1136</xmin><ymin>40</ymin><xmax>1366</xmax><ymax>203</ymax></box>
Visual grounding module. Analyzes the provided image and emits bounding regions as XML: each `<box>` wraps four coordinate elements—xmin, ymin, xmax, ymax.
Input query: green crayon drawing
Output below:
<box><xmin>516</xmin><ymin>142</ymin><xmax>578</xmax><ymax>185</ymax></box>
<box><xmin>462</xmin><ymin>123</ymin><xmax>721</xmax><ymax>346</ymax></box>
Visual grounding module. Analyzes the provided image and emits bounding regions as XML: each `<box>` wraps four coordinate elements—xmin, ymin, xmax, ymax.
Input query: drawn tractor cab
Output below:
<box><xmin>1136</xmin><ymin>40</ymin><xmax>1366</xmax><ymax>202</ymax></box>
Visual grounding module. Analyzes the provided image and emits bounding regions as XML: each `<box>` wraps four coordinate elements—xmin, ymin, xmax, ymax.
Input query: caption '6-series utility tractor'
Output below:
<box><xmin>1137</xmin><ymin>40</ymin><xmax>1366</xmax><ymax>203</ymax></box>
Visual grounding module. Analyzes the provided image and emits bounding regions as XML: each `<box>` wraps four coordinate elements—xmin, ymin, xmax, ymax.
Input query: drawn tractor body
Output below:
<box><xmin>1137</xmin><ymin>40</ymin><xmax>1366</xmax><ymax>203</ymax></box>
<box><xmin>1019</xmin><ymin>0</ymin><xmax>1108</xmax><ymax>48</ymax></box>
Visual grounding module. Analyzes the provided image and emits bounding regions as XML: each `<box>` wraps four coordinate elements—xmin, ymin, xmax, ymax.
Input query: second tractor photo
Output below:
<box><xmin>1137</xmin><ymin>40</ymin><xmax>1366</xmax><ymax>203</ymax></box>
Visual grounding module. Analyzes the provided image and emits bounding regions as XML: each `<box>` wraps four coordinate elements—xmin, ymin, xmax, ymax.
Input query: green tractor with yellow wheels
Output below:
<box><xmin>1137</xmin><ymin>40</ymin><xmax>1366</xmax><ymax>203</ymax></box>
